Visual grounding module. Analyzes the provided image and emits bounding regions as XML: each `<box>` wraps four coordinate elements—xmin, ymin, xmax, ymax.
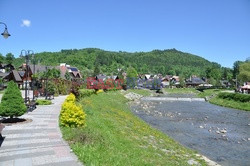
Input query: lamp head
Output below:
<box><xmin>1</xmin><ymin>28</ymin><xmax>11</xmax><ymax>39</ymax></box>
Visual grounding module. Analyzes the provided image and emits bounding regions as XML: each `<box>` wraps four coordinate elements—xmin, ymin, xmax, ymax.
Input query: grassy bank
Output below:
<box><xmin>61</xmin><ymin>91</ymin><xmax>206</xmax><ymax>165</ymax></box>
<box><xmin>210</xmin><ymin>96</ymin><xmax>250</xmax><ymax>111</ymax></box>
<box><xmin>164</xmin><ymin>88</ymin><xmax>199</xmax><ymax>95</ymax></box>
<box><xmin>197</xmin><ymin>89</ymin><xmax>223</xmax><ymax>98</ymax></box>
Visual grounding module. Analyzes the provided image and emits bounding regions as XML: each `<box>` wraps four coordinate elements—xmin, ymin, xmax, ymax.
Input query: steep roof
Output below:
<box><xmin>12</xmin><ymin>70</ymin><xmax>22</xmax><ymax>82</ymax></box>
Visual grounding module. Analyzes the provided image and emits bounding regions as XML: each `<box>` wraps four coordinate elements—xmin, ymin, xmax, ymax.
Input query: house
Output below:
<box><xmin>241</xmin><ymin>82</ymin><xmax>250</xmax><ymax>94</ymax></box>
<box><xmin>161</xmin><ymin>76</ymin><xmax>171</xmax><ymax>87</ymax></box>
<box><xmin>220</xmin><ymin>80</ymin><xmax>232</xmax><ymax>88</ymax></box>
<box><xmin>185</xmin><ymin>76</ymin><xmax>205</xmax><ymax>87</ymax></box>
<box><xmin>58</xmin><ymin>63</ymin><xmax>82</xmax><ymax>80</ymax></box>
<box><xmin>4</xmin><ymin>70</ymin><xmax>23</xmax><ymax>88</ymax></box>
<box><xmin>0</xmin><ymin>64</ymin><xmax>15</xmax><ymax>73</ymax></box>
<box><xmin>96</xmin><ymin>74</ymin><xmax>107</xmax><ymax>82</ymax></box>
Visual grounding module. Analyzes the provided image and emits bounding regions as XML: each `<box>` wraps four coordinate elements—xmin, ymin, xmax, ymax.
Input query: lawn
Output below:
<box><xmin>164</xmin><ymin>88</ymin><xmax>199</xmax><ymax>95</ymax></box>
<box><xmin>61</xmin><ymin>91</ymin><xmax>206</xmax><ymax>166</ymax></box>
<box><xmin>197</xmin><ymin>89</ymin><xmax>223</xmax><ymax>98</ymax></box>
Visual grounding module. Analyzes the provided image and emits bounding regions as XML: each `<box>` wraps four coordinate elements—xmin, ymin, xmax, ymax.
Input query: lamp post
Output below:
<box><xmin>0</xmin><ymin>22</ymin><xmax>11</xmax><ymax>39</ymax></box>
<box><xmin>20</xmin><ymin>50</ymin><xmax>34</xmax><ymax>103</ymax></box>
<box><xmin>45</xmin><ymin>66</ymin><xmax>48</xmax><ymax>100</ymax></box>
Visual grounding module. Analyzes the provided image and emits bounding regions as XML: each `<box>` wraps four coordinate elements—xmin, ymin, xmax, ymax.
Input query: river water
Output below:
<box><xmin>131</xmin><ymin>94</ymin><xmax>250</xmax><ymax>166</ymax></box>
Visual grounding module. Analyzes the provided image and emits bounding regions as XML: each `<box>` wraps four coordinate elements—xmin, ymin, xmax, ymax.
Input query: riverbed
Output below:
<box><xmin>131</xmin><ymin>95</ymin><xmax>250</xmax><ymax>166</ymax></box>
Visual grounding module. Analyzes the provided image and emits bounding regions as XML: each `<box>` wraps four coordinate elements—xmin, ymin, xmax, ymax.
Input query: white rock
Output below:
<box><xmin>216</xmin><ymin>131</ymin><xmax>220</xmax><ymax>134</ymax></box>
<box><xmin>248</xmin><ymin>138</ymin><xmax>250</xmax><ymax>141</ymax></box>
<box><xmin>187</xmin><ymin>159</ymin><xmax>199</xmax><ymax>165</ymax></box>
<box><xmin>220</xmin><ymin>129</ymin><xmax>227</xmax><ymax>133</ymax></box>
<box><xmin>199</xmin><ymin>126</ymin><xmax>204</xmax><ymax>129</ymax></box>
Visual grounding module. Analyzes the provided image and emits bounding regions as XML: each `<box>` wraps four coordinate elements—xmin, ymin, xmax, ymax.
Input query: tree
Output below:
<box><xmin>0</xmin><ymin>81</ymin><xmax>26</xmax><ymax>119</ymax></box>
<box><xmin>0</xmin><ymin>53</ymin><xmax>4</xmax><ymax>64</ymax></box>
<box><xmin>93</xmin><ymin>64</ymin><xmax>101</xmax><ymax>76</ymax></box>
<box><xmin>238</xmin><ymin>62</ymin><xmax>250</xmax><ymax>82</ymax></box>
<box><xmin>127</xmin><ymin>67</ymin><xmax>138</xmax><ymax>78</ymax></box>
<box><xmin>233</xmin><ymin>61</ymin><xmax>243</xmax><ymax>78</ymax></box>
<box><xmin>65</xmin><ymin>71</ymin><xmax>71</xmax><ymax>80</ymax></box>
<box><xmin>5</xmin><ymin>53</ymin><xmax>15</xmax><ymax>64</ymax></box>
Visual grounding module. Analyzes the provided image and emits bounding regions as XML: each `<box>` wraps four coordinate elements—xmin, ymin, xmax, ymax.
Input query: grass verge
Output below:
<box><xmin>61</xmin><ymin>91</ymin><xmax>206</xmax><ymax>165</ymax></box>
<box><xmin>36</xmin><ymin>99</ymin><xmax>52</xmax><ymax>105</ymax></box>
<box><xmin>210</xmin><ymin>97</ymin><xmax>250</xmax><ymax>111</ymax></box>
<box><xmin>164</xmin><ymin>88</ymin><xmax>199</xmax><ymax>95</ymax></box>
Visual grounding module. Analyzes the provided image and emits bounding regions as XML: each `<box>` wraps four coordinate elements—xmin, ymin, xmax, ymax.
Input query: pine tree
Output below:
<box><xmin>0</xmin><ymin>81</ymin><xmax>26</xmax><ymax>119</ymax></box>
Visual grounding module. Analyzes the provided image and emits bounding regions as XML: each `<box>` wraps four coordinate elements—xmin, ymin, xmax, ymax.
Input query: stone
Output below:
<box><xmin>220</xmin><ymin>129</ymin><xmax>227</xmax><ymax>133</ymax></box>
<box><xmin>248</xmin><ymin>138</ymin><xmax>250</xmax><ymax>141</ymax></box>
<box><xmin>199</xmin><ymin>126</ymin><xmax>204</xmax><ymax>129</ymax></box>
<box><xmin>187</xmin><ymin>159</ymin><xmax>199</xmax><ymax>165</ymax></box>
<box><xmin>216</xmin><ymin>131</ymin><xmax>220</xmax><ymax>134</ymax></box>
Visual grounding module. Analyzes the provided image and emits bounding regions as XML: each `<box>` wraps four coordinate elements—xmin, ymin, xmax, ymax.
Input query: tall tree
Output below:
<box><xmin>0</xmin><ymin>53</ymin><xmax>4</xmax><ymax>64</ymax></box>
<box><xmin>127</xmin><ymin>67</ymin><xmax>138</xmax><ymax>78</ymax></box>
<box><xmin>233</xmin><ymin>61</ymin><xmax>243</xmax><ymax>78</ymax></box>
<box><xmin>93</xmin><ymin>64</ymin><xmax>101</xmax><ymax>76</ymax></box>
<box><xmin>5</xmin><ymin>53</ymin><xmax>15</xmax><ymax>64</ymax></box>
<box><xmin>238</xmin><ymin>62</ymin><xmax>250</xmax><ymax>82</ymax></box>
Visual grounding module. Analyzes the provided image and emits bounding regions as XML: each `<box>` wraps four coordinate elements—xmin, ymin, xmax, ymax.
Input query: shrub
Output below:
<box><xmin>65</xmin><ymin>93</ymin><xmax>76</xmax><ymax>103</ymax></box>
<box><xmin>60</xmin><ymin>94</ymin><xmax>86</xmax><ymax>127</ymax></box>
<box><xmin>0</xmin><ymin>81</ymin><xmax>26</xmax><ymax>119</ymax></box>
<box><xmin>218</xmin><ymin>92</ymin><xmax>250</xmax><ymax>102</ymax></box>
<box><xmin>36</xmin><ymin>99</ymin><xmax>52</xmax><ymax>105</ymax></box>
<box><xmin>79</xmin><ymin>89</ymin><xmax>96</xmax><ymax>98</ymax></box>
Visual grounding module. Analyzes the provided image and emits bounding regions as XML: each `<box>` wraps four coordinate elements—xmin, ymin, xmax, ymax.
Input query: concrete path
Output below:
<box><xmin>0</xmin><ymin>96</ymin><xmax>83</xmax><ymax>166</ymax></box>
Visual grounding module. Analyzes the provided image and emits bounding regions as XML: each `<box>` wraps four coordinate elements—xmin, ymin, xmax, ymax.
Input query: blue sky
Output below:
<box><xmin>0</xmin><ymin>0</ymin><xmax>249</xmax><ymax>68</ymax></box>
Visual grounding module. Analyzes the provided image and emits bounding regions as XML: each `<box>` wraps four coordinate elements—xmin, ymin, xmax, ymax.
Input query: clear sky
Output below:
<box><xmin>0</xmin><ymin>0</ymin><xmax>249</xmax><ymax>68</ymax></box>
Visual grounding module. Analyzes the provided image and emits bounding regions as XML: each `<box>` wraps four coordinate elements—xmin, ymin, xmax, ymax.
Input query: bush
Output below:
<box><xmin>60</xmin><ymin>94</ymin><xmax>86</xmax><ymax>127</ymax></box>
<box><xmin>79</xmin><ymin>89</ymin><xmax>96</xmax><ymax>98</ymax></box>
<box><xmin>0</xmin><ymin>81</ymin><xmax>26</xmax><ymax>119</ymax></box>
<box><xmin>218</xmin><ymin>92</ymin><xmax>250</xmax><ymax>102</ymax></box>
<box><xmin>65</xmin><ymin>93</ymin><xmax>76</xmax><ymax>103</ymax></box>
<box><xmin>36</xmin><ymin>99</ymin><xmax>52</xmax><ymax>105</ymax></box>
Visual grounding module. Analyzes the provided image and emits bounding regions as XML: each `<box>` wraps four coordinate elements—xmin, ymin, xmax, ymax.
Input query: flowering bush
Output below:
<box><xmin>65</xmin><ymin>93</ymin><xmax>76</xmax><ymax>103</ymax></box>
<box><xmin>60</xmin><ymin>94</ymin><xmax>86</xmax><ymax>128</ymax></box>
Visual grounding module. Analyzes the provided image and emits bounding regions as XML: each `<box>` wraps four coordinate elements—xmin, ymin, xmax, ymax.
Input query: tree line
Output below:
<box><xmin>0</xmin><ymin>49</ymin><xmax>249</xmax><ymax>85</ymax></box>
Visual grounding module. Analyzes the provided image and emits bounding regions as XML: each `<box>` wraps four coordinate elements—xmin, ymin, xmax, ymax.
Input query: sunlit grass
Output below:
<box><xmin>210</xmin><ymin>97</ymin><xmax>250</xmax><ymax>111</ymax></box>
<box><xmin>164</xmin><ymin>88</ymin><xmax>199</xmax><ymax>95</ymax></box>
<box><xmin>61</xmin><ymin>91</ymin><xmax>206</xmax><ymax>165</ymax></box>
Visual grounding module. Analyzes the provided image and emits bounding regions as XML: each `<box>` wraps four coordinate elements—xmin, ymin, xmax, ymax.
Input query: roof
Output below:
<box><xmin>96</xmin><ymin>74</ymin><xmax>107</xmax><ymax>81</ymax></box>
<box><xmin>69</xmin><ymin>67</ymin><xmax>78</xmax><ymax>72</ymax></box>
<box><xmin>12</xmin><ymin>70</ymin><xmax>22</xmax><ymax>82</ymax></box>
<box><xmin>18</xmin><ymin>71</ymin><xmax>25</xmax><ymax>77</ymax></box>
<box><xmin>186</xmin><ymin>77</ymin><xmax>205</xmax><ymax>85</ymax></box>
<box><xmin>0</xmin><ymin>72</ymin><xmax>8</xmax><ymax>78</ymax></box>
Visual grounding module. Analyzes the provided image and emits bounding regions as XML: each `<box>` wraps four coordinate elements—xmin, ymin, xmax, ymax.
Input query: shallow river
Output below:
<box><xmin>131</xmin><ymin>95</ymin><xmax>250</xmax><ymax>166</ymax></box>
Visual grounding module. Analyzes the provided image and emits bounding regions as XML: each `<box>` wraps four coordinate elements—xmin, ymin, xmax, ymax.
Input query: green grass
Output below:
<box><xmin>164</xmin><ymin>88</ymin><xmax>199</xmax><ymax>95</ymax></box>
<box><xmin>61</xmin><ymin>91</ymin><xmax>206</xmax><ymax>166</ymax></box>
<box><xmin>36</xmin><ymin>99</ymin><xmax>52</xmax><ymax>105</ymax></box>
<box><xmin>126</xmin><ymin>89</ymin><xmax>153</xmax><ymax>96</ymax></box>
<box><xmin>210</xmin><ymin>96</ymin><xmax>250</xmax><ymax>111</ymax></box>
<box><xmin>197</xmin><ymin>89</ymin><xmax>223</xmax><ymax>98</ymax></box>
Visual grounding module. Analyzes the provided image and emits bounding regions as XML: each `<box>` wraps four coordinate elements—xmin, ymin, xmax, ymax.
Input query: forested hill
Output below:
<box><xmin>13</xmin><ymin>48</ymin><xmax>220</xmax><ymax>77</ymax></box>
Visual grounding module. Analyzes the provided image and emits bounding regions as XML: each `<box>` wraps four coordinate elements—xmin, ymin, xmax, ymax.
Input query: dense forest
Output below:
<box><xmin>5</xmin><ymin>48</ymin><xmax>250</xmax><ymax>87</ymax></box>
<box><xmin>1</xmin><ymin>48</ymin><xmax>224</xmax><ymax>77</ymax></box>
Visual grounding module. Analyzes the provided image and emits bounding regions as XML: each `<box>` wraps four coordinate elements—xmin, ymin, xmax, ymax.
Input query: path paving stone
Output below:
<box><xmin>0</xmin><ymin>95</ymin><xmax>82</xmax><ymax>166</ymax></box>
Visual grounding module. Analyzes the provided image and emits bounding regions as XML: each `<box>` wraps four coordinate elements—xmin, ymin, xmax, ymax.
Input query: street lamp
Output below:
<box><xmin>20</xmin><ymin>50</ymin><xmax>34</xmax><ymax>103</ymax></box>
<box><xmin>0</xmin><ymin>22</ymin><xmax>11</xmax><ymax>39</ymax></box>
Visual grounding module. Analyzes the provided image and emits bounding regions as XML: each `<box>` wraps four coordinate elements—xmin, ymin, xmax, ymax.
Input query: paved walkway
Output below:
<box><xmin>0</xmin><ymin>95</ymin><xmax>83</xmax><ymax>166</ymax></box>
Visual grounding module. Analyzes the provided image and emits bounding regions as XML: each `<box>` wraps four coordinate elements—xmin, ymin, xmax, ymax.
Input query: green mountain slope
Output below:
<box><xmin>13</xmin><ymin>48</ymin><xmax>219</xmax><ymax>77</ymax></box>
